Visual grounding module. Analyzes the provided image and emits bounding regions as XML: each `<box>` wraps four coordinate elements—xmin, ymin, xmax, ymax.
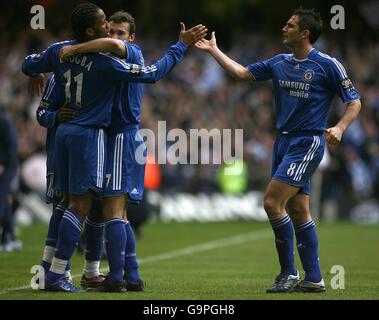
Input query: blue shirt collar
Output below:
<box><xmin>287</xmin><ymin>48</ymin><xmax>317</xmax><ymax>62</ymax></box>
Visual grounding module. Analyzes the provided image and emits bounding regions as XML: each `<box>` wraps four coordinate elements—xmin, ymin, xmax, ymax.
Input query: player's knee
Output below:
<box><xmin>263</xmin><ymin>196</ymin><xmax>281</xmax><ymax>218</ymax></box>
<box><xmin>101</xmin><ymin>203</ymin><xmax>124</xmax><ymax>220</ymax></box>
<box><xmin>69</xmin><ymin>200</ymin><xmax>92</xmax><ymax>220</ymax></box>
<box><xmin>69</xmin><ymin>205</ymin><xmax>89</xmax><ymax>220</ymax></box>
<box><xmin>102</xmin><ymin>208</ymin><xmax>124</xmax><ymax>220</ymax></box>
<box><xmin>289</xmin><ymin>210</ymin><xmax>311</xmax><ymax>226</ymax></box>
<box><xmin>101</xmin><ymin>196</ymin><xmax>126</xmax><ymax>220</ymax></box>
<box><xmin>69</xmin><ymin>192</ymin><xmax>94</xmax><ymax>218</ymax></box>
<box><xmin>287</xmin><ymin>204</ymin><xmax>310</xmax><ymax>225</ymax></box>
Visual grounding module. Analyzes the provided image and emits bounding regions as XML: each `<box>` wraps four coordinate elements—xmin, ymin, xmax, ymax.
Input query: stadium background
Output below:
<box><xmin>1</xmin><ymin>0</ymin><xmax>378</xmax><ymax>224</ymax></box>
<box><xmin>0</xmin><ymin>0</ymin><xmax>378</xmax><ymax>300</ymax></box>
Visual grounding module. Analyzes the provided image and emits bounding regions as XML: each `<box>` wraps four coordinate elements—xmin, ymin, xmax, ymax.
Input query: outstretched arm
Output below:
<box><xmin>60</xmin><ymin>22</ymin><xmax>207</xmax><ymax>62</ymax></box>
<box><xmin>60</xmin><ymin>38</ymin><xmax>127</xmax><ymax>61</ymax></box>
<box><xmin>195</xmin><ymin>32</ymin><xmax>253</xmax><ymax>81</ymax></box>
<box><xmin>108</xmin><ymin>23</ymin><xmax>208</xmax><ymax>84</ymax></box>
<box><xmin>325</xmin><ymin>99</ymin><xmax>361</xmax><ymax>145</ymax></box>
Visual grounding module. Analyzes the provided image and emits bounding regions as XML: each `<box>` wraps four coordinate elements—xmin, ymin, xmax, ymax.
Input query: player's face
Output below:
<box><xmin>109</xmin><ymin>22</ymin><xmax>135</xmax><ymax>42</ymax></box>
<box><xmin>282</xmin><ymin>15</ymin><xmax>303</xmax><ymax>47</ymax></box>
<box><xmin>91</xmin><ymin>9</ymin><xmax>110</xmax><ymax>38</ymax></box>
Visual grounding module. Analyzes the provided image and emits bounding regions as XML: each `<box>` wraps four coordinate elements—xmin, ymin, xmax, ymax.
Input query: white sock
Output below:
<box><xmin>84</xmin><ymin>260</ymin><xmax>100</xmax><ymax>278</ymax></box>
<box><xmin>42</xmin><ymin>246</ymin><xmax>55</xmax><ymax>264</ymax></box>
<box><xmin>49</xmin><ymin>257</ymin><xmax>68</xmax><ymax>275</ymax></box>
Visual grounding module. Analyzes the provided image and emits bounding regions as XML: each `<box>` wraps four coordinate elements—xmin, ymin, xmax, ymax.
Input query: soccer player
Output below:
<box><xmin>22</xmin><ymin>3</ymin><xmax>207</xmax><ymax>292</ymax></box>
<box><xmin>58</xmin><ymin>10</ymin><xmax>206</xmax><ymax>292</ymax></box>
<box><xmin>33</xmin><ymin>75</ymin><xmax>106</xmax><ymax>288</ymax></box>
<box><xmin>59</xmin><ymin>10</ymin><xmax>148</xmax><ymax>292</ymax></box>
<box><xmin>195</xmin><ymin>8</ymin><xmax>361</xmax><ymax>292</ymax></box>
<box><xmin>34</xmin><ymin>74</ymin><xmax>74</xmax><ymax>283</ymax></box>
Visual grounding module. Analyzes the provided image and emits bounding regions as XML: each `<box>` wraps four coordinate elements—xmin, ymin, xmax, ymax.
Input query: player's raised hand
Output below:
<box><xmin>28</xmin><ymin>73</ymin><xmax>45</xmax><ymax>96</ymax></box>
<box><xmin>195</xmin><ymin>31</ymin><xmax>217</xmax><ymax>52</ymax></box>
<box><xmin>325</xmin><ymin>126</ymin><xmax>343</xmax><ymax>145</ymax></box>
<box><xmin>179</xmin><ymin>22</ymin><xmax>208</xmax><ymax>47</ymax></box>
<box><xmin>59</xmin><ymin>45</ymin><xmax>77</xmax><ymax>62</ymax></box>
<box><xmin>57</xmin><ymin>101</ymin><xmax>76</xmax><ymax>123</ymax></box>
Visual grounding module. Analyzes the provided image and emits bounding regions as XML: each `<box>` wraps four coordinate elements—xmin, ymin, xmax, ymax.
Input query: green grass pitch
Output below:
<box><xmin>0</xmin><ymin>221</ymin><xmax>378</xmax><ymax>300</ymax></box>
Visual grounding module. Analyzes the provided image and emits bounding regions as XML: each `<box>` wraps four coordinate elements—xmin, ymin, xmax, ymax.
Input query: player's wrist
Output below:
<box><xmin>209</xmin><ymin>46</ymin><xmax>218</xmax><ymax>55</ymax></box>
<box><xmin>335</xmin><ymin>124</ymin><xmax>346</xmax><ymax>132</ymax></box>
<box><xmin>70</xmin><ymin>44</ymin><xmax>80</xmax><ymax>55</ymax></box>
<box><xmin>176</xmin><ymin>41</ymin><xmax>189</xmax><ymax>51</ymax></box>
<box><xmin>209</xmin><ymin>44</ymin><xmax>220</xmax><ymax>54</ymax></box>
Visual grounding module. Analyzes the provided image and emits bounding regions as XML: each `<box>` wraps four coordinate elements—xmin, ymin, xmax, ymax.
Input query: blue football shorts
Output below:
<box><xmin>54</xmin><ymin>123</ymin><xmax>106</xmax><ymax>196</ymax></box>
<box><xmin>103</xmin><ymin>125</ymin><xmax>146</xmax><ymax>204</ymax></box>
<box><xmin>271</xmin><ymin>133</ymin><xmax>325</xmax><ymax>195</ymax></box>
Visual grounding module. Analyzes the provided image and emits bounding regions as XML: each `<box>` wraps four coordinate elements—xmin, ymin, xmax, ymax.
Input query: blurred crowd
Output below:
<box><xmin>0</xmin><ymin>29</ymin><xmax>378</xmax><ymax>219</ymax></box>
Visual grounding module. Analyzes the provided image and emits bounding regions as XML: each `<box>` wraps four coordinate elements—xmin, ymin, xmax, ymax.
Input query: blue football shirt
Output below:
<box><xmin>248</xmin><ymin>48</ymin><xmax>360</xmax><ymax>133</ymax></box>
<box><xmin>22</xmin><ymin>40</ymin><xmax>188</xmax><ymax>129</ymax></box>
<box><xmin>109</xmin><ymin>43</ymin><xmax>145</xmax><ymax>133</ymax></box>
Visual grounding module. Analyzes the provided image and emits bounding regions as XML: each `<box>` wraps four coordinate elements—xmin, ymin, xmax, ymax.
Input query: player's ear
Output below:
<box><xmin>128</xmin><ymin>33</ymin><xmax>136</xmax><ymax>43</ymax></box>
<box><xmin>301</xmin><ymin>29</ymin><xmax>310</xmax><ymax>40</ymax></box>
<box><xmin>85</xmin><ymin>27</ymin><xmax>95</xmax><ymax>39</ymax></box>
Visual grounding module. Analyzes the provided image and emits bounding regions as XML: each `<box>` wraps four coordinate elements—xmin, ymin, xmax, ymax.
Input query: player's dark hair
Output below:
<box><xmin>293</xmin><ymin>8</ymin><xmax>323</xmax><ymax>44</ymax></box>
<box><xmin>70</xmin><ymin>3</ymin><xmax>101</xmax><ymax>42</ymax></box>
<box><xmin>109</xmin><ymin>11</ymin><xmax>136</xmax><ymax>34</ymax></box>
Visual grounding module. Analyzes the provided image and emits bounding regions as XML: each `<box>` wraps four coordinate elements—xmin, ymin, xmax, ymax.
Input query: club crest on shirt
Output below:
<box><xmin>31</xmin><ymin>53</ymin><xmax>42</xmax><ymax>61</ymax></box>
<box><xmin>303</xmin><ymin>70</ymin><xmax>315</xmax><ymax>83</ymax></box>
<box><xmin>130</xmin><ymin>63</ymin><xmax>141</xmax><ymax>74</ymax></box>
<box><xmin>341</xmin><ymin>77</ymin><xmax>353</xmax><ymax>90</ymax></box>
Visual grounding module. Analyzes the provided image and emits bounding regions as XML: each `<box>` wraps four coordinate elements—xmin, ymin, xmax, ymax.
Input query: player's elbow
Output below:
<box><xmin>112</xmin><ymin>39</ymin><xmax>126</xmax><ymax>58</ymax></box>
<box><xmin>234</xmin><ymin>68</ymin><xmax>253</xmax><ymax>81</ymax></box>
<box><xmin>348</xmin><ymin>99</ymin><xmax>362</xmax><ymax>113</ymax></box>
<box><xmin>356</xmin><ymin>100</ymin><xmax>362</xmax><ymax>113</ymax></box>
<box><xmin>21</xmin><ymin>57</ymin><xmax>38</xmax><ymax>77</ymax></box>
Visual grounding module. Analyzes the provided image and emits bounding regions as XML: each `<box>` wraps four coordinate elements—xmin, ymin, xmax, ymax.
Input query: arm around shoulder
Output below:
<box><xmin>60</xmin><ymin>38</ymin><xmax>127</xmax><ymax>62</ymax></box>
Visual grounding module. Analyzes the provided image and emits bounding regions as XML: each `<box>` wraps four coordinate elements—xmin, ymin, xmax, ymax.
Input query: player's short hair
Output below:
<box><xmin>109</xmin><ymin>11</ymin><xmax>136</xmax><ymax>35</ymax></box>
<box><xmin>293</xmin><ymin>8</ymin><xmax>323</xmax><ymax>44</ymax></box>
<box><xmin>70</xmin><ymin>3</ymin><xmax>102</xmax><ymax>42</ymax></box>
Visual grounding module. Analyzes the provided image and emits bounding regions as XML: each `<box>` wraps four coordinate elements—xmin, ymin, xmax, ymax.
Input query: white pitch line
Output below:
<box><xmin>138</xmin><ymin>228</ymin><xmax>272</xmax><ymax>265</ymax></box>
<box><xmin>0</xmin><ymin>228</ymin><xmax>272</xmax><ymax>295</ymax></box>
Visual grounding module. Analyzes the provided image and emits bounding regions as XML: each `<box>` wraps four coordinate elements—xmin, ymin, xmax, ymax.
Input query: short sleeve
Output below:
<box><xmin>328</xmin><ymin>58</ymin><xmax>360</xmax><ymax>103</ymax></box>
<box><xmin>126</xmin><ymin>44</ymin><xmax>145</xmax><ymax>67</ymax></box>
<box><xmin>22</xmin><ymin>43</ymin><xmax>57</xmax><ymax>76</ymax></box>
<box><xmin>247</xmin><ymin>56</ymin><xmax>278</xmax><ymax>81</ymax></box>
